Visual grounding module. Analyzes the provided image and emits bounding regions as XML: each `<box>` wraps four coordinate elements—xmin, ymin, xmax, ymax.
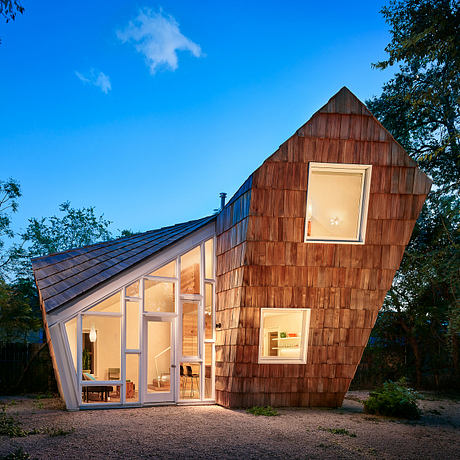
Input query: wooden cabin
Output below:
<box><xmin>32</xmin><ymin>87</ymin><xmax>431</xmax><ymax>410</ymax></box>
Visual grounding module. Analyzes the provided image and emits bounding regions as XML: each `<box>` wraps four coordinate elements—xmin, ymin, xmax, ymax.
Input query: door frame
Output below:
<box><xmin>143</xmin><ymin>315</ymin><xmax>176</xmax><ymax>403</ymax></box>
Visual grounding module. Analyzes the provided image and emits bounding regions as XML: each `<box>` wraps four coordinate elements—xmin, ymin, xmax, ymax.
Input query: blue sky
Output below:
<box><xmin>0</xmin><ymin>1</ymin><xmax>395</xmax><ymax>238</ymax></box>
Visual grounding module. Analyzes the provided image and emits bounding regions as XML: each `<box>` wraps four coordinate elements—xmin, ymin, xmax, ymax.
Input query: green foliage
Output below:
<box><xmin>0</xmin><ymin>1</ymin><xmax>24</xmax><ymax>23</ymax></box>
<box><xmin>11</xmin><ymin>201</ymin><xmax>112</xmax><ymax>280</ymax></box>
<box><xmin>368</xmin><ymin>0</ymin><xmax>459</xmax><ymax>188</ymax></box>
<box><xmin>363</xmin><ymin>379</ymin><xmax>422</xmax><ymax>419</ymax></box>
<box><xmin>318</xmin><ymin>426</ymin><xmax>357</xmax><ymax>437</ymax></box>
<box><xmin>361</xmin><ymin>0</ymin><xmax>460</xmax><ymax>390</ymax></box>
<box><xmin>82</xmin><ymin>349</ymin><xmax>91</xmax><ymax>371</ymax></box>
<box><xmin>246</xmin><ymin>406</ymin><xmax>279</xmax><ymax>416</ymax></box>
<box><xmin>0</xmin><ymin>405</ymin><xmax>29</xmax><ymax>437</ymax></box>
<box><xmin>44</xmin><ymin>426</ymin><xmax>74</xmax><ymax>437</ymax></box>
<box><xmin>0</xmin><ymin>405</ymin><xmax>73</xmax><ymax>438</ymax></box>
<box><xmin>0</xmin><ymin>447</ymin><xmax>34</xmax><ymax>460</ymax></box>
<box><xmin>0</xmin><ymin>278</ymin><xmax>41</xmax><ymax>342</ymax></box>
<box><xmin>0</xmin><ymin>178</ymin><xmax>21</xmax><ymax>275</ymax></box>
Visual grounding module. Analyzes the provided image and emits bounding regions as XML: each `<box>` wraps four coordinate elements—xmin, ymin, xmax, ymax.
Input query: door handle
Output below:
<box><xmin>171</xmin><ymin>365</ymin><xmax>176</xmax><ymax>368</ymax></box>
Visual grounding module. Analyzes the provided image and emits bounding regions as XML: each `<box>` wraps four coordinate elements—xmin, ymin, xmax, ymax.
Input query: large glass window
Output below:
<box><xmin>182</xmin><ymin>301</ymin><xmax>199</xmax><ymax>357</ymax></box>
<box><xmin>89</xmin><ymin>292</ymin><xmax>121</xmax><ymax>313</ymax></box>
<box><xmin>126</xmin><ymin>301</ymin><xmax>140</xmax><ymax>350</ymax></box>
<box><xmin>125</xmin><ymin>353</ymin><xmax>139</xmax><ymax>402</ymax></box>
<box><xmin>144</xmin><ymin>280</ymin><xmax>175</xmax><ymax>312</ymax></box>
<box><xmin>64</xmin><ymin>317</ymin><xmax>77</xmax><ymax>372</ymax></box>
<box><xmin>258</xmin><ymin>308</ymin><xmax>310</xmax><ymax>364</ymax></box>
<box><xmin>204</xmin><ymin>283</ymin><xmax>213</xmax><ymax>340</ymax></box>
<box><xmin>81</xmin><ymin>315</ymin><xmax>121</xmax><ymax>380</ymax></box>
<box><xmin>149</xmin><ymin>260</ymin><xmax>176</xmax><ymax>278</ymax></box>
<box><xmin>204</xmin><ymin>239</ymin><xmax>214</xmax><ymax>279</ymax></box>
<box><xmin>305</xmin><ymin>163</ymin><xmax>371</xmax><ymax>243</ymax></box>
<box><xmin>180</xmin><ymin>246</ymin><xmax>201</xmax><ymax>294</ymax></box>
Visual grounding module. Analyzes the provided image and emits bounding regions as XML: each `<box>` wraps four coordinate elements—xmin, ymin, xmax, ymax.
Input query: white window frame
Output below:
<box><xmin>304</xmin><ymin>162</ymin><xmax>372</xmax><ymax>244</ymax></box>
<box><xmin>258</xmin><ymin>308</ymin><xmax>310</xmax><ymax>364</ymax></box>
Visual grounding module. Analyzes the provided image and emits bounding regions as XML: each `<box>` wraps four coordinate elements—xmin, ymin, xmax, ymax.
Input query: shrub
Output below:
<box><xmin>246</xmin><ymin>406</ymin><xmax>279</xmax><ymax>416</ymax></box>
<box><xmin>363</xmin><ymin>378</ymin><xmax>421</xmax><ymax>419</ymax></box>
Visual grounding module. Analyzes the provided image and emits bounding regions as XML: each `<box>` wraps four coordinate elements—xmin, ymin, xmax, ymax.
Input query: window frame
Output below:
<box><xmin>304</xmin><ymin>162</ymin><xmax>372</xmax><ymax>244</ymax></box>
<box><xmin>258</xmin><ymin>308</ymin><xmax>310</xmax><ymax>364</ymax></box>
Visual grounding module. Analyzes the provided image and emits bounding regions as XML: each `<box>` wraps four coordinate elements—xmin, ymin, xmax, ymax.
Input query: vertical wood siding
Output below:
<box><xmin>215</xmin><ymin>88</ymin><xmax>431</xmax><ymax>408</ymax></box>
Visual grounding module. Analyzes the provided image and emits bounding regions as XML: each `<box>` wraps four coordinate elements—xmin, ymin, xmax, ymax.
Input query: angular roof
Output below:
<box><xmin>32</xmin><ymin>215</ymin><xmax>215</xmax><ymax>313</ymax></box>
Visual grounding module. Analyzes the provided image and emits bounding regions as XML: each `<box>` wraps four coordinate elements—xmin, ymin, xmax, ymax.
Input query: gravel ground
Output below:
<box><xmin>0</xmin><ymin>391</ymin><xmax>459</xmax><ymax>459</ymax></box>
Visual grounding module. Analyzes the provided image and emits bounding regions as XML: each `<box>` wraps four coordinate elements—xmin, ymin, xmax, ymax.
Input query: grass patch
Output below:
<box><xmin>44</xmin><ymin>427</ymin><xmax>75</xmax><ymax>437</ymax></box>
<box><xmin>246</xmin><ymin>406</ymin><xmax>279</xmax><ymax>416</ymax></box>
<box><xmin>0</xmin><ymin>447</ymin><xmax>35</xmax><ymax>460</ymax></box>
<box><xmin>318</xmin><ymin>426</ymin><xmax>357</xmax><ymax>437</ymax></box>
<box><xmin>0</xmin><ymin>406</ymin><xmax>28</xmax><ymax>437</ymax></box>
<box><xmin>0</xmin><ymin>405</ymin><xmax>73</xmax><ymax>438</ymax></box>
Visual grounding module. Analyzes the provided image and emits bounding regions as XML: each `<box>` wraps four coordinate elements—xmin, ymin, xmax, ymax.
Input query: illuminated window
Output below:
<box><xmin>305</xmin><ymin>163</ymin><xmax>371</xmax><ymax>243</ymax></box>
<box><xmin>258</xmin><ymin>308</ymin><xmax>310</xmax><ymax>364</ymax></box>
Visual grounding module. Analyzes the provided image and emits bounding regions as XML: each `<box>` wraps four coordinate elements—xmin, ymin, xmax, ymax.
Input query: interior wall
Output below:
<box><xmin>82</xmin><ymin>316</ymin><xmax>121</xmax><ymax>380</ymax></box>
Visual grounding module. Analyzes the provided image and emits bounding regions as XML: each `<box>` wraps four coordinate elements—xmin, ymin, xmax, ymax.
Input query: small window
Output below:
<box><xmin>305</xmin><ymin>163</ymin><xmax>371</xmax><ymax>243</ymax></box>
<box><xmin>258</xmin><ymin>308</ymin><xmax>310</xmax><ymax>364</ymax></box>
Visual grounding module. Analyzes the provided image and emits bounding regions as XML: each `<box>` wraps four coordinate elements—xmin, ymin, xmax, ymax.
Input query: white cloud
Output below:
<box><xmin>75</xmin><ymin>69</ymin><xmax>112</xmax><ymax>94</ymax></box>
<box><xmin>117</xmin><ymin>8</ymin><xmax>202</xmax><ymax>74</ymax></box>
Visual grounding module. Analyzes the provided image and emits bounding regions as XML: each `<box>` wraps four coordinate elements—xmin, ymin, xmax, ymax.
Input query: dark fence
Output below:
<box><xmin>0</xmin><ymin>342</ymin><xmax>57</xmax><ymax>395</ymax></box>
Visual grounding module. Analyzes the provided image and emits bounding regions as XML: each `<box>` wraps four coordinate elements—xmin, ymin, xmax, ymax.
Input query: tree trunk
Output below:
<box><xmin>399</xmin><ymin>319</ymin><xmax>422</xmax><ymax>387</ymax></box>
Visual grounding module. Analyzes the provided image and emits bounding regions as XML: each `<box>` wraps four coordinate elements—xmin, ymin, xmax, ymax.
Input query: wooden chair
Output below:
<box><xmin>186</xmin><ymin>365</ymin><xmax>199</xmax><ymax>397</ymax></box>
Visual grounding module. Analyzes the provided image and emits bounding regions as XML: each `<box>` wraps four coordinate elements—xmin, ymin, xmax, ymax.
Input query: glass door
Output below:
<box><xmin>144</xmin><ymin>317</ymin><xmax>174</xmax><ymax>403</ymax></box>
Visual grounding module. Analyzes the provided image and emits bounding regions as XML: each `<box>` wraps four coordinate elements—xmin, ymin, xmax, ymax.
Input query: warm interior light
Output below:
<box><xmin>306</xmin><ymin>204</ymin><xmax>313</xmax><ymax>220</ymax></box>
<box><xmin>329</xmin><ymin>216</ymin><xmax>340</xmax><ymax>226</ymax></box>
<box><xmin>89</xmin><ymin>326</ymin><xmax>97</xmax><ymax>343</ymax></box>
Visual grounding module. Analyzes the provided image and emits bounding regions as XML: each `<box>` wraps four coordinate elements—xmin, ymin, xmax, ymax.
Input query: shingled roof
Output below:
<box><xmin>32</xmin><ymin>215</ymin><xmax>215</xmax><ymax>313</ymax></box>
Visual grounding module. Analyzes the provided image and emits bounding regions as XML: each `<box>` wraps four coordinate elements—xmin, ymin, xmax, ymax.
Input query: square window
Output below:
<box><xmin>258</xmin><ymin>308</ymin><xmax>310</xmax><ymax>364</ymax></box>
<box><xmin>305</xmin><ymin>163</ymin><xmax>371</xmax><ymax>243</ymax></box>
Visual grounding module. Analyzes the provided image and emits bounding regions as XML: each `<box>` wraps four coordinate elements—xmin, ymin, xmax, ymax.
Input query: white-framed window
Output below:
<box><xmin>304</xmin><ymin>162</ymin><xmax>372</xmax><ymax>244</ymax></box>
<box><xmin>258</xmin><ymin>308</ymin><xmax>310</xmax><ymax>364</ymax></box>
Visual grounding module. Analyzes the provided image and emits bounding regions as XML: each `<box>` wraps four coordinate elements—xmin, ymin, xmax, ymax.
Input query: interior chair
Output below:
<box><xmin>180</xmin><ymin>365</ymin><xmax>188</xmax><ymax>397</ymax></box>
<box><xmin>108</xmin><ymin>368</ymin><xmax>121</xmax><ymax>397</ymax></box>
<box><xmin>186</xmin><ymin>365</ymin><xmax>199</xmax><ymax>398</ymax></box>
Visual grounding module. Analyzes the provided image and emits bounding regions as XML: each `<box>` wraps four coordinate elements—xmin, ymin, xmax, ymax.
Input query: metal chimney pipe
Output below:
<box><xmin>219</xmin><ymin>192</ymin><xmax>227</xmax><ymax>210</ymax></box>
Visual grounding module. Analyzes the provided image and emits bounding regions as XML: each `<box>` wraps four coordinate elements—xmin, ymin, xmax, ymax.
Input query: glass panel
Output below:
<box><xmin>125</xmin><ymin>353</ymin><xmax>139</xmax><ymax>402</ymax></box>
<box><xmin>149</xmin><ymin>260</ymin><xmax>176</xmax><ymax>278</ymax></box>
<box><xmin>180</xmin><ymin>246</ymin><xmax>201</xmax><ymax>294</ymax></box>
<box><xmin>205</xmin><ymin>239</ymin><xmax>214</xmax><ymax>279</ymax></box>
<box><xmin>144</xmin><ymin>280</ymin><xmax>175</xmax><ymax>312</ymax></box>
<box><xmin>204</xmin><ymin>343</ymin><xmax>213</xmax><ymax>399</ymax></box>
<box><xmin>147</xmin><ymin>321</ymin><xmax>171</xmax><ymax>393</ymax></box>
<box><xmin>261</xmin><ymin>310</ymin><xmax>304</xmax><ymax>360</ymax></box>
<box><xmin>126</xmin><ymin>301</ymin><xmax>139</xmax><ymax>349</ymax></box>
<box><xmin>81</xmin><ymin>316</ymin><xmax>121</xmax><ymax>380</ymax></box>
<box><xmin>307</xmin><ymin>169</ymin><xmax>364</xmax><ymax>240</ymax></box>
<box><xmin>88</xmin><ymin>291</ymin><xmax>121</xmax><ymax>313</ymax></box>
<box><xmin>204</xmin><ymin>283</ymin><xmax>213</xmax><ymax>340</ymax></box>
<box><xmin>64</xmin><ymin>317</ymin><xmax>77</xmax><ymax>372</ymax></box>
<box><xmin>126</xmin><ymin>281</ymin><xmax>140</xmax><ymax>297</ymax></box>
<box><xmin>180</xmin><ymin>362</ymin><xmax>200</xmax><ymax>400</ymax></box>
<box><xmin>182</xmin><ymin>301</ymin><xmax>199</xmax><ymax>357</ymax></box>
<box><xmin>82</xmin><ymin>384</ymin><xmax>120</xmax><ymax>404</ymax></box>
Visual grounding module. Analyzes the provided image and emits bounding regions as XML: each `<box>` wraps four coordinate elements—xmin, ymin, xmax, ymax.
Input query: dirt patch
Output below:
<box><xmin>0</xmin><ymin>391</ymin><xmax>459</xmax><ymax>459</ymax></box>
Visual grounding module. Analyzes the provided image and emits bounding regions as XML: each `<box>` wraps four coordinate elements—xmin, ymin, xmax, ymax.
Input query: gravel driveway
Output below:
<box><xmin>1</xmin><ymin>391</ymin><xmax>459</xmax><ymax>459</ymax></box>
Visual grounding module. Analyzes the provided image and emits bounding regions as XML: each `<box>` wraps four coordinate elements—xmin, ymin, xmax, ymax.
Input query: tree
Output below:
<box><xmin>0</xmin><ymin>178</ymin><xmax>21</xmax><ymax>275</ymax></box>
<box><xmin>11</xmin><ymin>201</ymin><xmax>113</xmax><ymax>279</ymax></box>
<box><xmin>0</xmin><ymin>278</ymin><xmax>40</xmax><ymax>342</ymax></box>
<box><xmin>364</xmin><ymin>0</ymin><xmax>460</xmax><ymax>388</ymax></box>
<box><xmin>0</xmin><ymin>0</ymin><xmax>24</xmax><ymax>44</ymax></box>
<box><xmin>369</xmin><ymin>0</ymin><xmax>459</xmax><ymax>191</ymax></box>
